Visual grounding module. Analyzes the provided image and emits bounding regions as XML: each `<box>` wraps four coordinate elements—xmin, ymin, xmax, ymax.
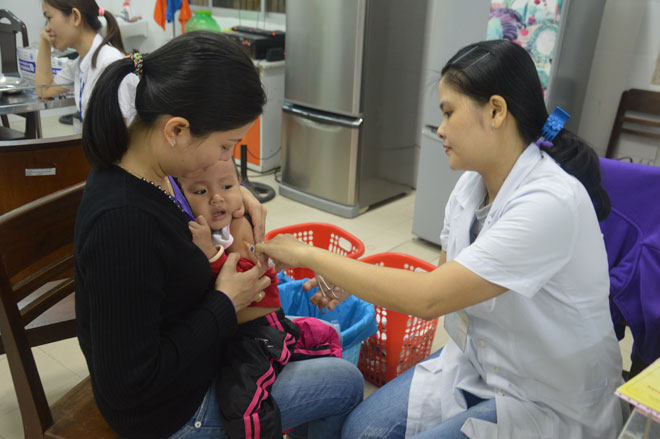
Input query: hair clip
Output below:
<box><xmin>451</xmin><ymin>46</ymin><xmax>479</xmax><ymax>64</ymax></box>
<box><xmin>450</xmin><ymin>45</ymin><xmax>491</xmax><ymax>70</ymax></box>
<box><xmin>535</xmin><ymin>107</ymin><xmax>570</xmax><ymax>147</ymax></box>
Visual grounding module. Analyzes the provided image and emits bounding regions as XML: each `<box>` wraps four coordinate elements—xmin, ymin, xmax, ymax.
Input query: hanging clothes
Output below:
<box><xmin>153</xmin><ymin>0</ymin><xmax>167</xmax><ymax>31</ymax></box>
<box><xmin>153</xmin><ymin>0</ymin><xmax>192</xmax><ymax>32</ymax></box>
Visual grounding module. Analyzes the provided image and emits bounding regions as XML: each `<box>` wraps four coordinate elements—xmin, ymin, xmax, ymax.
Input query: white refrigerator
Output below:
<box><xmin>412</xmin><ymin>0</ymin><xmax>605</xmax><ymax>246</ymax></box>
<box><xmin>280</xmin><ymin>0</ymin><xmax>430</xmax><ymax>218</ymax></box>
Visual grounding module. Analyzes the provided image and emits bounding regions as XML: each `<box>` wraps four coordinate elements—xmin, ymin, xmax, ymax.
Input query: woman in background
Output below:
<box><xmin>36</xmin><ymin>0</ymin><xmax>137</xmax><ymax>131</ymax></box>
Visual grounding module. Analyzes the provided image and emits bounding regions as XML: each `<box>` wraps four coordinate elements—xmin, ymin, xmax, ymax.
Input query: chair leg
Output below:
<box><xmin>1</xmin><ymin>115</ymin><xmax>9</xmax><ymax>128</ymax></box>
<box><xmin>24</xmin><ymin>112</ymin><xmax>43</xmax><ymax>139</ymax></box>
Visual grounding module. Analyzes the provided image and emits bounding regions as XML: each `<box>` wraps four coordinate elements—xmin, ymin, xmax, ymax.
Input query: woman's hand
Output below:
<box><xmin>255</xmin><ymin>234</ymin><xmax>310</xmax><ymax>269</ymax></box>
<box><xmin>304</xmin><ymin>277</ymin><xmax>352</xmax><ymax>312</ymax></box>
<box><xmin>237</xmin><ymin>185</ymin><xmax>267</xmax><ymax>243</ymax></box>
<box><xmin>36</xmin><ymin>29</ymin><xmax>67</xmax><ymax>98</ymax></box>
<box><xmin>216</xmin><ymin>253</ymin><xmax>270</xmax><ymax>312</ymax></box>
<box><xmin>40</xmin><ymin>29</ymin><xmax>54</xmax><ymax>47</ymax></box>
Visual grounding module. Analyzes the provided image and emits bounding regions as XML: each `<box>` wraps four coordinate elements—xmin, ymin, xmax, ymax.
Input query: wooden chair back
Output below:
<box><xmin>0</xmin><ymin>9</ymin><xmax>28</xmax><ymax>74</ymax></box>
<box><xmin>605</xmin><ymin>88</ymin><xmax>660</xmax><ymax>159</ymax></box>
<box><xmin>0</xmin><ymin>135</ymin><xmax>90</xmax><ymax>215</ymax></box>
<box><xmin>0</xmin><ymin>182</ymin><xmax>120</xmax><ymax>438</ymax></box>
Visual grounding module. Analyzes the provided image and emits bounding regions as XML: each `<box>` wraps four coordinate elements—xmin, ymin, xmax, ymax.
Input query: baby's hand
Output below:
<box><xmin>189</xmin><ymin>216</ymin><xmax>216</xmax><ymax>259</ymax></box>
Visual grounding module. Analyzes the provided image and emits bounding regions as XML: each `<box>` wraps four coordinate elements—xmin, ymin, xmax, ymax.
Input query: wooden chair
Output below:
<box><xmin>0</xmin><ymin>9</ymin><xmax>42</xmax><ymax>140</ymax></box>
<box><xmin>605</xmin><ymin>88</ymin><xmax>660</xmax><ymax>160</ymax></box>
<box><xmin>0</xmin><ymin>183</ymin><xmax>120</xmax><ymax>439</ymax></box>
<box><xmin>0</xmin><ymin>134</ymin><xmax>90</xmax><ymax>215</ymax></box>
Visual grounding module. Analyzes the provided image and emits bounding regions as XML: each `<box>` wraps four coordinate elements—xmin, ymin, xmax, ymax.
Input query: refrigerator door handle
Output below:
<box><xmin>424</xmin><ymin>124</ymin><xmax>439</xmax><ymax>134</ymax></box>
<box><xmin>423</xmin><ymin>125</ymin><xmax>442</xmax><ymax>141</ymax></box>
<box><xmin>283</xmin><ymin>104</ymin><xmax>363</xmax><ymax>128</ymax></box>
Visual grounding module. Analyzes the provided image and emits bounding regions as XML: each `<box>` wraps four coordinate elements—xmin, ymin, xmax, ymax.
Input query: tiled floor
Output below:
<box><xmin>0</xmin><ymin>115</ymin><xmax>634</xmax><ymax>438</ymax></box>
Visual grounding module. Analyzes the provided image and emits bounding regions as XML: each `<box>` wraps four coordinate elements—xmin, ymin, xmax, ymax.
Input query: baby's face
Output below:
<box><xmin>179</xmin><ymin>160</ymin><xmax>243</xmax><ymax>231</ymax></box>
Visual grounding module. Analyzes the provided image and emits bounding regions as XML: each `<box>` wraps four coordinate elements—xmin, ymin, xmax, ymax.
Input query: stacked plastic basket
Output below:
<box><xmin>265</xmin><ymin>223</ymin><xmax>376</xmax><ymax>365</ymax></box>
<box><xmin>357</xmin><ymin>253</ymin><xmax>440</xmax><ymax>386</ymax></box>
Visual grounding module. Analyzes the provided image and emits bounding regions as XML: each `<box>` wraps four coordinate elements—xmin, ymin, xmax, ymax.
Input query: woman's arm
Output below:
<box><xmin>78</xmin><ymin>208</ymin><xmax>239</xmax><ymax>404</ymax></box>
<box><xmin>257</xmin><ymin>236</ymin><xmax>506</xmax><ymax>320</ymax></box>
<box><xmin>35</xmin><ymin>30</ymin><xmax>69</xmax><ymax>98</ymax></box>
<box><xmin>308</xmin><ymin>248</ymin><xmax>450</xmax><ymax>312</ymax></box>
<box><xmin>259</xmin><ymin>188</ymin><xmax>579</xmax><ymax>319</ymax></box>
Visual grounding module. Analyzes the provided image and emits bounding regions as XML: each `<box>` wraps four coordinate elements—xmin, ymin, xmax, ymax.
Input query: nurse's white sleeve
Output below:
<box><xmin>53</xmin><ymin>60</ymin><xmax>74</xmax><ymax>88</ymax></box>
<box><xmin>440</xmin><ymin>191</ymin><xmax>455</xmax><ymax>249</ymax></box>
<box><xmin>454</xmin><ymin>189</ymin><xmax>578</xmax><ymax>298</ymax></box>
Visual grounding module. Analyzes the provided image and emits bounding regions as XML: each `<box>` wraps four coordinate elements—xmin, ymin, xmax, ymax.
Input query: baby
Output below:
<box><xmin>177</xmin><ymin>158</ymin><xmax>280</xmax><ymax>324</ymax></box>
<box><xmin>173</xmin><ymin>159</ymin><xmax>341</xmax><ymax>439</ymax></box>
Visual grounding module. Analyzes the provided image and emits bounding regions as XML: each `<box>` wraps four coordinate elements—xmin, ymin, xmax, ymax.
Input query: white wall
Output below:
<box><xmin>3</xmin><ymin>0</ymin><xmax>51</xmax><ymax>49</ymax></box>
<box><xmin>2</xmin><ymin>0</ymin><xmax>285</xmax><ymax>56</ymax></box>
<box><xmin>117</xmin><ymin>1</ymin><xmax>285</xmax><ymax>53</ymax></box>
<box><xmin>578</xmin><ymin>0</ymin><xmax>660</xmax><ymax>163</ymax></box>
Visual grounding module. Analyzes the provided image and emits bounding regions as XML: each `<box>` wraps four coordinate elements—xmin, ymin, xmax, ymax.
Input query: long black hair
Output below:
<box><xmin>44</xmin><ymin>0</ymin><xmax>125</xmax><ymax>68</ymax></box>
<box><xmin>83</xmin><ymin>31</ymin><xmax>266</xmax><ymax>169</ymax></box>
<box><xmin>441</xmin><ymin>39</ymin><xmax>610</xmax><ymax>220</ymax></box>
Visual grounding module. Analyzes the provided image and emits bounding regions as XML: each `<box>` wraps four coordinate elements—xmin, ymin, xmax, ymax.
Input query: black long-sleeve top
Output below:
<box><xmin>74</xmin><ymin>166</ymin><xmax>238</xmax><ymax>438</ymax></box>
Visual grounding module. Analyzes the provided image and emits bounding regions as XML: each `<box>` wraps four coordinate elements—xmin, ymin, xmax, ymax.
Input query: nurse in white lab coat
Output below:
<box><xmin>36</xmin><ymin>0</ymin><xmax>137</xmax><ymax>131</ymax></box>
<box><xmin>256</xmin><ymin>39</ymin><xmax>628</xmax><ymax>438</ymax></box>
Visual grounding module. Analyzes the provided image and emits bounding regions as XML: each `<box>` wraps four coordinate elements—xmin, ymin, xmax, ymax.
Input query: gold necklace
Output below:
<box><xmin>121</xmin><ymin>166</ymin><xmax>182</xmax><ymax>211</ymax></box>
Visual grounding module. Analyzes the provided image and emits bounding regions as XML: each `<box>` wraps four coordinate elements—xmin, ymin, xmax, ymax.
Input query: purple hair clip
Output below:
<box><xmin>535</xmin><ymin>107</ymin><xmax>570</xmax><ymax>147</ymax></box>
<box><xmin>535</xmin><ymin>139</ymin><xmax>554</xmax><ymax>147</ymax></box>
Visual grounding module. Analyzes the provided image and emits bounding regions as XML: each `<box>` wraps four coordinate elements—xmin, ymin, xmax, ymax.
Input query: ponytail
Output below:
<box><xmin>442</xmin><ymin>39</ymin><xmax>611</xmax><ymax>220</ymax></box>
<box><xmin>43</xmin><ymin>1</ymin><xmax>127</xmax><ymax>69</ymax></box>
<box><xmin>91</xmin><ymin>10</ymin><xmax>126</xmax><ymax>69</ymax></box>
<box><xmin>83</xmin><ymin>31</ymin><xmax>266</xmax><ymax>169</ymax></box>
<box><xmin>82</xmin><ymin>57</ymin><xmax>134</xmax><ymax>168</ymax></box>
<box><xmin>540</xmin><ymin>131</ymin><xmax>611</xmax><ymax>220</ymax></box>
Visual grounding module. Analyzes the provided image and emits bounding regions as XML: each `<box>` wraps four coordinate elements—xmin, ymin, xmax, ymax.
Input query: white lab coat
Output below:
<box><xmin>54</xmin><ymin>34</ymin><xmax>138</xmax><ymax>131</ymax></box>
<box><xmin>406</xmin><ymin>145</ymin><xmax>628</xmax><ymax>438</ymax></box>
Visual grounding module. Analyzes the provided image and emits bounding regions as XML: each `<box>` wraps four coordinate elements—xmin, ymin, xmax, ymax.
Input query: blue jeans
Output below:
<box><xmin>170</xmin><ymin>357</ymin><xmax>363</xmax><ymax>439</ymax></box>
<box><xmin>342</xmin><ymin>349</ymin><xmax>497</xmax><ymax>439</ymax></box>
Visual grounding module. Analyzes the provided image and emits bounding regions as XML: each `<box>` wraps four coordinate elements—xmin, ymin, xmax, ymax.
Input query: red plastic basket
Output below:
<box><xmin>264</xmin><ymin>222</ymin><xmax>365</xmax><ymax>280</ymax></box>
<box><xmin>357</xmin><ymin>252</ymin><xmax>439</xmax><ymax>387</ymax></box>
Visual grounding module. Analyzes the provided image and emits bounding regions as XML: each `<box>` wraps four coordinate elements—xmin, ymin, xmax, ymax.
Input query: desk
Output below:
<box><xmin>0</xmin><ymin>83</ymin><xmax>75</xmax><ymax>139</ymax></box>
<box><xmin>0</xmin><ymin>91</ymin><xmax>75</xmax><ymax>116</ymax></box>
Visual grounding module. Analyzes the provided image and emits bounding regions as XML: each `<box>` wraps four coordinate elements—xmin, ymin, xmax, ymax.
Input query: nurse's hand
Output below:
<box><xmin>305</xmin><ymin>277</ymin><xmax>352</xmax><ymax>312</ymax></box>
<box><xmin>237</xmin><ymin>185</ymin><xmax>267</xmax><ymax>243</ymax></box>
<box><xmin>255</xmin><ymin>234</ymin><xmax>310</xmax><ymax>268</ymax></box>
